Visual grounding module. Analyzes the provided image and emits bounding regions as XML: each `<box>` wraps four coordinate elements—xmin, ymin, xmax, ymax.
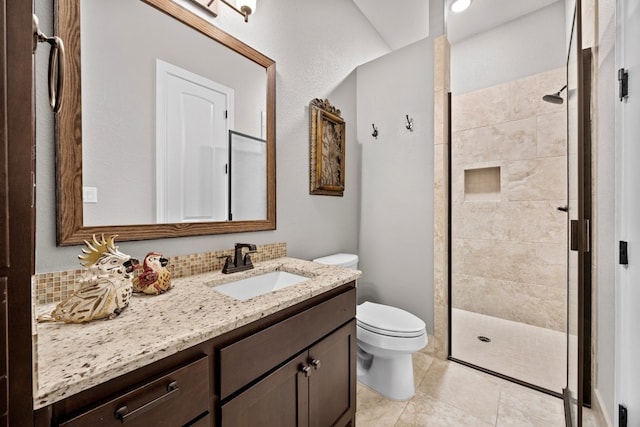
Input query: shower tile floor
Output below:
<box><xmin>450</xmin><ymin>308</ymin><xmax>567</xmax><ymax>393</ymax></box>
<box><xmin>356</xmin><ymin>346</ymin><xmax>602</xmax><ymax>426</ymax></box>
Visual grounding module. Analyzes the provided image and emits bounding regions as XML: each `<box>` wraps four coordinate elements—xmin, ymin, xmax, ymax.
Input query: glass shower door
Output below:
<box><xmin>565</xmin><ymin>24</ymin><xmax>579</xmax><ymax>422</ymax></box>
<box><xmin>565</xmin><ymin>0</ymin><xmax>590</xmax><ymax>424</ymax></box>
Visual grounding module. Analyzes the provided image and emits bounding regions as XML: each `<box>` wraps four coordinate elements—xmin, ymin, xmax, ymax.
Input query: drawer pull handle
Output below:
<box><xmin>310</xmin><ymin>359</ymin><xmax>321</xmax><ymax>370</ymax></box>
<box><xmin>114</xmin><ymin>381</ymin><xmax>180</xmax><ymax>423</ymax></box>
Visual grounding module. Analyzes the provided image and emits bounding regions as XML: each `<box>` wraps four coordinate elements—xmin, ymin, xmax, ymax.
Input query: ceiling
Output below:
<box><xmin>446</xmin><ymin>0</ymin><xmax>561</xmax><ymax>44</ymax></box>
<box><xmin>351</xmin><ymin>0</ymin><xmax>430</xmax><ymax>51</ymax></box>
<box><xmin>352</xmin><ymin>0</ymin><xmax>562</xmax><ymax>50</ymax></box>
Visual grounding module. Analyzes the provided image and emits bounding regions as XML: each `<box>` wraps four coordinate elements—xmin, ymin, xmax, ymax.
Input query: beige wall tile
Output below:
<box><xmin>537</xmin><ymin>111</ymin><xmax>567</xmax><ymax>157</ymax></box>
<box><xmin>510</xmin><ymin>67</ymin><xmax>566</xmax><ymax>120</ymax></box>
<box><xmin>454</xmin><ymin>118</ymin><xmax>537</xmax><ymax>164</ymax></box>
<box><xmin>434</xmin><ymin>36</ymin><xmax>451</xmax><ymax>92</ymax></box>
<box><xmin>449</xmin><ymin>68</ymin><xmax>568</xmax><ymax>333</ymax></box>
<box><xmin>434</xmin><ymin>90</ymin><xmax>449</xmax><ymax>146</ymax></box>
<box><xmin>433</xmin><ymin>35</ymin><xmax>450</xmax><ymax>361</ymax></box>
<box><xmin>452</xmin><ymin>273</ymin><xmax>567</xmax><ymax>331</ymax></box>
<box><xmin>507</xmin><ymin>156</ymin><xmax>566</xmax><ymax>201</ymax></box>
<box><xmin>455</xmin><ymin>239</ymin><xmax>566</xmax><ymax>289</ymax></box>
<box><xmin>452</xmin><ymin>83</ymin><xmax>511</xmax><ymax>132</ymax></box>
<box><xmin>453</xmin><ymin>200</ymin><xmax>566</xmax><ymax>244</ymax></box>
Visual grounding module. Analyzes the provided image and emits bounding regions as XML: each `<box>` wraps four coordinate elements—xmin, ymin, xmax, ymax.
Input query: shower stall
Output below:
<box><xmin>449</xmin><ymin>66</ymin><xmax>569</xmax><ymax>394</ymax></box>
<box><xmin>445</xmin><ymin>0</ymin><xmax>585</xmax><ymax>397</ymax></box>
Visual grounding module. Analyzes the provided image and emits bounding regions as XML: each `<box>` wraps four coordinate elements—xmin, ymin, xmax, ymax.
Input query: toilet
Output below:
<box><xmin>313</xmin><ymin>253</ymin><xmax>428</xmax><ymax>400</ymax></box>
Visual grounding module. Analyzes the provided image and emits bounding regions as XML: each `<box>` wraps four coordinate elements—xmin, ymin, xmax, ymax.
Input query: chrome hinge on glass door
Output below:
<box><xmin>32</xmin><ymin>14</ymin><xmax>65</xmax><ymax>113</ymax></box>
<box><xmin>570</xmin><ymin>219</ymin><xmax>590</xmax><ymax>252</ymax></box>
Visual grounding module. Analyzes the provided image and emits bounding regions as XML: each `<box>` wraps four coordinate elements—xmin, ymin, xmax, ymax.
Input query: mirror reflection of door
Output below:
<box><xmin>156</xmin><ymin>60</ymin><xmax>234</xmax><ymax>223</ymax></box>
<box><xmin>229</xmin><ymin>131</ymin><xmax>267</xmax><ymax>221</ymax></box>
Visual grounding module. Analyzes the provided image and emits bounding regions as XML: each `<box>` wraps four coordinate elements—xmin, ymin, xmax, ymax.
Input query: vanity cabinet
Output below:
<box><xmin>221</xmin><ymin>321</ymin><xmax>356</xmax><ymax>427</ymax></box>
<box><xmin>34</xmin><ymin>282</ymin><xmax>356</xmax><ymax>427</ymax></box>
<box><xmin>218</xmin><ymin>285</ymin><xmax>356</xmax><ymax>427</ymax></box>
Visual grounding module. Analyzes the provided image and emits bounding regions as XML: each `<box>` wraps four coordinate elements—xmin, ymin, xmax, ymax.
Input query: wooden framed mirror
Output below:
<box><xmin>55</xmin><ymin>0</ymin><xmax>275</xmax><ymax>246</ymax></box>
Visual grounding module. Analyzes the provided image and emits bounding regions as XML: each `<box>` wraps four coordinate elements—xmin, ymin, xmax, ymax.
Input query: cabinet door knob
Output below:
<box><xmin>300</xmin><ymin>364</ymin><xmax>312</xmax><ymax>377</ymax></box>
<box><xmin>310</xmin><ymin>359</ymin><xmax>321</xmax><ymax>370</ymax></box>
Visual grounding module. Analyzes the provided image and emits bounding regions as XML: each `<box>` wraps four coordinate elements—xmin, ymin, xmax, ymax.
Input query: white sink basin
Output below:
<box><xmin>212</xmin><ymin>271</ymin><xmax>309</xmax><ymax>301</ymax></box>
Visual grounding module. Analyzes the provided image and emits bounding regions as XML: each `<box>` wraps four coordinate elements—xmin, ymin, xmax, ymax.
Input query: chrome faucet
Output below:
<box><xmin>221</xmin><ymin>243</ymin><xmax>257</xmax><ymax>274</ymax></box>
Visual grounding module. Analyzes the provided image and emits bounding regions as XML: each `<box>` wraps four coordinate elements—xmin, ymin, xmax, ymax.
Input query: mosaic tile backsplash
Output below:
<box><xmin>33</xmin><ymin>243</ymin><xmax>287</xmax><ymax>305</ymax></box>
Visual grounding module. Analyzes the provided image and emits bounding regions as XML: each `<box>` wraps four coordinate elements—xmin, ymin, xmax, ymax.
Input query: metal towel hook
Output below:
<box><xmin>371</xmin><ymin>124</ymin><xmax>378</xmax><ymax>139</ymax></box>
<box><xmin>33</xmin><ymin>14</ymin><xmax>65</xmax><ymax>113</ymax></box>
<box><xmin>405</xmin><ymin>115</ymin><xmax>414</xmax><ymax>132</ymax></box>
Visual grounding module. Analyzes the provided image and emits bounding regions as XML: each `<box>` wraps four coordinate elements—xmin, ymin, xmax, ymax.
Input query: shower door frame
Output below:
<box><xmin>563</xmin><ymin>44</ymin><xmax>593</xmax><ymax>427</ymax></box>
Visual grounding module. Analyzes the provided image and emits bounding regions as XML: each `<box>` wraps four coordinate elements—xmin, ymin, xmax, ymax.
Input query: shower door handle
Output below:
<box><xmin>570</xmin><ymin>219</ymin><xmax>590</xmax><ymax>252</ymax></box>
<box><xmin>570</xmin><ymin>220</ymin><xmax>579</xmax><ymax>251</ymax></box>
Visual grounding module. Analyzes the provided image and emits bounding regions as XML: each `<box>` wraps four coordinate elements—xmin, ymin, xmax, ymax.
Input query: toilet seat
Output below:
<box><xmin>357</xmin><ymin>302</ymin><xmax>426</xmax><ymax>338</ymax></box>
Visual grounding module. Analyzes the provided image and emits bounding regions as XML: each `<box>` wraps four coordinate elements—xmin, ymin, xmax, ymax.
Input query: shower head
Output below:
<box><xmin>542</xmin><ymin>85</ymin><xmax>567</xmax><ymax>104</ymax></box>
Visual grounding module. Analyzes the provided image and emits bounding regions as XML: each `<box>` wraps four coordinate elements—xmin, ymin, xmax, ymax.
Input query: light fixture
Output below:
<box><xmin>450</xmin><ymin>0</ymin><xmax>473</xmax><ymax>13</ymax></box>
<box><xmin>191</xmin><ymin>0</ymin><xmax>256</xmax><ymax>23</ymax></box>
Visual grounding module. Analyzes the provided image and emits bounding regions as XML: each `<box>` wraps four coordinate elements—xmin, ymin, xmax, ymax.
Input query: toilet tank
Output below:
<box><xmin>313</xmin><ymin>253</ymin><xmax>359</xmax><ymax>270</ymax></box>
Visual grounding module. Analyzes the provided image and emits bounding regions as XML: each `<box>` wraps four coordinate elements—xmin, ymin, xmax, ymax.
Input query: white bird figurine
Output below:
<box><xmin>37</xmin><ymin>235</ymin><xmax>137</xmax><ymax>324</ymax></box>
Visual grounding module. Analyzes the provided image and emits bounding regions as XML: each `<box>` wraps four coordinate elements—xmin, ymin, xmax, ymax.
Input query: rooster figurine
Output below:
<box><xmin>37</xmin><ymin>235</ymin><xmax>137</xmax><ymax>324</ymax></box>
<box><xmin>132</xmin><ymin>252</ymin><xmax>172</xmax><ymax>295</ymax></box>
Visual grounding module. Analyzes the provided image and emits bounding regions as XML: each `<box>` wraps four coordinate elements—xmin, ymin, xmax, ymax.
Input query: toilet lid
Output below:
<box><xmin>357</xmin><ymin>302</ymin><xmax>426</xmax><ymax>338</ymax></box>
<box><xmin>312</xmin><ymin>253</ymin><xmax>358</xmax><ymax>267</ymax></box>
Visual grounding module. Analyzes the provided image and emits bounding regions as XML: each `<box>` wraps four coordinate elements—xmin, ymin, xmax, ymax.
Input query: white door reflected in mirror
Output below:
<box><xmin>155</xmin><ymin>60</ymin><xmax>233</xmax><ymax>224</ymax></box>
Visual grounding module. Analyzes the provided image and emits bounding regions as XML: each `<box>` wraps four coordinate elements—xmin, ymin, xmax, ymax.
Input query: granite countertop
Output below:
<box><xmin>33</xmin><ymin>257</ymin><xmax>361</xmax><ymax>409</ymax></box>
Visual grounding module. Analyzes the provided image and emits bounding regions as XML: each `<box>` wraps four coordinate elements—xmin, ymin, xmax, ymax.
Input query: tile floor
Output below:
<box><xmin>356</xmin><ymin>349</ymin><xmax>603</xmax><ymax>426</ymax></box>
<box><xmin>450</xmin><ymin>308</ymin><xmax>567</xmax><ymax>393</ymax></box>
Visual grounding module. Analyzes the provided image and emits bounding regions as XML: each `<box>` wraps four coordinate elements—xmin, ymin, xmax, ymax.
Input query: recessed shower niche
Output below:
<box><xmin>464</xmin><ymin>166</ymin><xmax>500</xmax><ymax>201</ymax></box>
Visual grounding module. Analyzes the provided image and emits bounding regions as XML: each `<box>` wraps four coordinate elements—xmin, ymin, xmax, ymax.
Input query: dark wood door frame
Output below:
<box><xmin>2</xmin><ymin>0</ymin><xmax>36</xmax><ymax>425</ymax></box>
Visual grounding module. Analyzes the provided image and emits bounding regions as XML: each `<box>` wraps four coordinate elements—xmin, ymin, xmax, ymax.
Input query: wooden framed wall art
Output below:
<box><xmin>309</xmin><ymin>98</ymin><xmax>345</xmax><ymax>196</ymax></box>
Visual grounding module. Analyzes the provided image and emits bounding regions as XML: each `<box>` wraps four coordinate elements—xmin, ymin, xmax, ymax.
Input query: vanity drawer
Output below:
<box><xmin>219</xmin><ymin>287</ymin><xmax>356</xmax><ymax>399</ymax></box>
<box><xmin>59</xmin><ymin>356</ymin><xmax>210</xmax><ymax>427</ymax></box>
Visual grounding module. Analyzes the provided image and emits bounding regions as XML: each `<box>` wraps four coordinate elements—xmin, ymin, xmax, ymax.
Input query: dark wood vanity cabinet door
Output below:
<box><xmin>219</xmin><ymin>288</ymin><xmax>355</xmax><ymax>400</ymax></box>
<box><xmin>221</xmin><ymin>321</ymin><xmax>356</xmax><ymax>427</ymax></box>
<box><xmin>308</xmin><ymin>320</ymin><xmax>356</xmax><ymax>427</ymax></box>
<box><xmin>221</xmin><ymin>352</ymin><xmax>309</xmax><ymax>427</ymax></box>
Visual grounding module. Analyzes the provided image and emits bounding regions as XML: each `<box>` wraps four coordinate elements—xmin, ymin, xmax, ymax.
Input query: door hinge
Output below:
<box><xmin>619</xmin><ymin>404</ymin><xmax>628</xmax><ymax>427</ymax></box>
<box><xmin>620</xmin><ymin>241</ymin><xmax>629</xmax><ymax>265</ymax></box>
<box><xmin>619</xmin><ymin>68</ymin><xmax>629</xmax><ymax>101</ymax></box>
<box><xmin>225</xmin><ymin>110</ymin><xmax>228</xmax><ymax>119</ymax></box>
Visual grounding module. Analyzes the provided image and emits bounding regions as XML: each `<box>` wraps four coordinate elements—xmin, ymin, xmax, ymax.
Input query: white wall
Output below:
<box><xmin>594</xmin><ymin>0</ymin><xmax>616</xmax><ymax>422</ymax></box>
<box><xmin>355</xmin><ymin>1</ymin><xmax>444</xmax><ymax>330</ymax></box>
<box><xmin>34</xmin><ymin>0</ymin><xmax>390</xmax><ymax>272</ymax></box>
<box><xmin>451</xmin><ymin>1</ymin><xmax>566</xmax><ymax>94</ymax></box>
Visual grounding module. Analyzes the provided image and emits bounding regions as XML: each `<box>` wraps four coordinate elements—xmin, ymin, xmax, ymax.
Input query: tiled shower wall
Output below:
<box><xmin>451</xmin><ymin>68</ymin><xmax>568</xmax><ymax>332</ymax></box>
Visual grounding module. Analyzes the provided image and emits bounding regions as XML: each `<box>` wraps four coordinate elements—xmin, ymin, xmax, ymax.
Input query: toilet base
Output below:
<box><xmin>357</xmin><ymin>352</ymin><xmax>415</xmax><ymax>400</ymax></box>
